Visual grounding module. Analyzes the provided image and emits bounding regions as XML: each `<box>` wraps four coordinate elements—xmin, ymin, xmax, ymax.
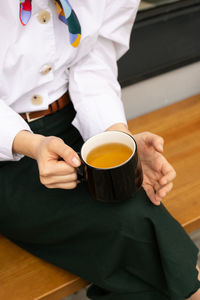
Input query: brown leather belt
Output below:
<box><xmin>20</xmin><ymin>92</ymin><xmax>70</xmax><ymax>122</ymax></box>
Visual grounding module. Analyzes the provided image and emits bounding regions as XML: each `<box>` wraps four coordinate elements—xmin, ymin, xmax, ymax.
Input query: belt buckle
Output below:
<box><xmin>25</xmin><ymin>112</ymin><xmax>43</xmax><ymax>123</ymax></box>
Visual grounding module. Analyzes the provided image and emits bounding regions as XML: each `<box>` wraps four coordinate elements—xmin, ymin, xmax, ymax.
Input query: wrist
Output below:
<box><xmin>12</xmin><ymin>130</ymin><xmax>45</xmax><ymax>160</ymax></box>
<box><xmin>106</xmin><ymin>123</ymin><xmax>131</xmax><ymax>135</ymax></box>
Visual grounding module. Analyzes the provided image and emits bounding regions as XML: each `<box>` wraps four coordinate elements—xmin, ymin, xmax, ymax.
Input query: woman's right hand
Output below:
<box><xmin>13</xmin><ymin>131</ymin><xmax>81</xmax><ymax>189</ymax></box>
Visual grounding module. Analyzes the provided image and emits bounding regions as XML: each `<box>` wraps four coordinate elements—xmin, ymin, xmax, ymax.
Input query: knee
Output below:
<box><xmin>99</xmin><ymin>189</ymin><xmax>155</xmax><ymax>242</ymax></box>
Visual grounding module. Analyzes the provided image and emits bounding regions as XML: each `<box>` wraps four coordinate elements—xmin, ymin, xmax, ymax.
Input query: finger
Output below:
<box><xmin>153</xmin><ymin>182</ymin><xmax>161</xmax><ymax>193</ymax></box>
<box><xmin>154</xmin><ymin>194</ymin><xmax>163</xmax><ymax>203</ymax></box>
<box><xmin>144</xmin><ymin>132</ymin><xmax>164</xmax><ymax>153</ymax></box>
<box><xmin>156</xmin><ymin>182</ymin><xmax>173</xmax><ymax>199</ymax></box>
<box><xmin>41</xmin><ymin>172</ymin><xmax>77</xmax><ymax>186</ymax></box>
<box><xmin>46</xmin><ymin>181</ymin><xmax>78</xmax><ymax>190</ymax></box>
<box><xmin>159</xmin><ymin>163</ymin><xmax>176</xmax><ymax>185</ymax></box>
<box><xmin>48</xmin><ymin>138</ymin><xmax>81</xmax><ymax>167</ymax></box>
<box><xmin>143</xmin><ymin>184</ymin><xmax>161</xmax><ymax>206</ymax></box>
<box><xmin>39</xmin><ymin>160</ymin><xmax>75</xmax><ymax>177</ymax></box>
<box><xmin>153</xmin><ymin>182</ymin><xmax>164</xmax><ymax>203</ymax></box>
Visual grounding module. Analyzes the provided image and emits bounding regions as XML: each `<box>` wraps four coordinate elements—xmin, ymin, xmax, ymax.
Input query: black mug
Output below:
<box><xmin>79</xmin><ymin>131</ymin><xmax>143</xmax><ymax>203</ymax></box>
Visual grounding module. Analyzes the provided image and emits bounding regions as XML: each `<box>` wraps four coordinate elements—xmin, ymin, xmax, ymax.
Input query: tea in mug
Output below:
<box><xmin>86</xmin><ymin>143</ymin><xmax>133</xmax><ymax>168</ymax></box>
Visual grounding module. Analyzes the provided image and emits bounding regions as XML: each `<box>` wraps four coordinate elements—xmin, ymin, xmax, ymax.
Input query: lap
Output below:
<box><xmin>0</xmin><ymin>154</ymin><xmax>178</xmax><ymax>244</ymax></box>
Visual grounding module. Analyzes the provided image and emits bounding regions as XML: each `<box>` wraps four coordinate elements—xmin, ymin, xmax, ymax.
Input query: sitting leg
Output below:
<box><xmin>1</xmin><ymin>176</ymin><xmax>199</xmax><ymax>300</ymax></box>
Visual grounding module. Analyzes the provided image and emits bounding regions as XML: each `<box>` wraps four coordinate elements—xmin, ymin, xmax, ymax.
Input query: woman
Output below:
<box><xmin>0</xmin><ymin>1</ymin><xmax>199</xmax><ymax>299</ymax></box>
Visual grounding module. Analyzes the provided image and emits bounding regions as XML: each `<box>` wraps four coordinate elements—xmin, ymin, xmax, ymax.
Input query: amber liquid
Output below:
<box><xmin>86</xmin><ymin>143</ymin><xmax>133</xmax><ymax>168</ymax></box>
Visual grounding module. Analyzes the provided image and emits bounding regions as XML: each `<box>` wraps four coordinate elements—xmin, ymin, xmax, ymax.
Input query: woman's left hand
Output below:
<box><xmin>133</xmin><ymin>131</ymin><xmax>176</xmax><ymax>205</ymax></box>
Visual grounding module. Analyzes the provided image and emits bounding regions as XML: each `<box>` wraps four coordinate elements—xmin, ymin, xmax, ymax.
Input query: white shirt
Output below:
<box><xmin>0</xmin><ymin>0</ymin><xmax>140</xmax><ymax>161</ymax></box>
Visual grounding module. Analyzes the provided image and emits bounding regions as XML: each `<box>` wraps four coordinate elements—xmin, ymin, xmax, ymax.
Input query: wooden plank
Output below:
<box><xmin>128</xmin><ymin>94</ymin><xmax>200</xmax><ymax>233</ymax></box>
<box><xmin>0</xmin><ymin>235</ymin><xmax>88</xmax><ymax>300</ymax></box>
<box><xmin>36</xmin><ymin>279</ymin><xmax>88</xmax><ymax>300</ymax></box>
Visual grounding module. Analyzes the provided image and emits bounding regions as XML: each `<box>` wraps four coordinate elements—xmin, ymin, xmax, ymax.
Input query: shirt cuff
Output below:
<box><xmin>0</xmin><ymin>101</ymin><xmax>32</xmax><ymax>161</ymax></box>
<box><xmin>0</xmin><ymin>124</ymin><xmax>32</xmax><ymax>161</ymax></box>
<box><xmin>72</xmin><ymin>94</ymin><xmax>127</xmax><ymax>141</ymax></box>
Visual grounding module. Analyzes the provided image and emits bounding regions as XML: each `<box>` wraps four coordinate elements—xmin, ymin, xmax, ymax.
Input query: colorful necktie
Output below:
<box><xmin>19</xmin><ymin>0</ymin><xmax>81</xmax><ymax>47</ymax></box>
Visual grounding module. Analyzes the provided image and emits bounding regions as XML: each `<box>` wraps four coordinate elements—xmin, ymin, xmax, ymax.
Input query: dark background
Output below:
<box><xmin>118</xmin><ymin>0</ymin><xmax>200</xmax><ymax>87</ymax></box>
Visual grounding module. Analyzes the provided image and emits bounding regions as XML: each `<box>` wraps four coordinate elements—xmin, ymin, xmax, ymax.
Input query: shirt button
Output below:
<box><xmin>32</xmin><ymin>95</ymin><xmax>43</xmax><ymax>106</ymax></box>
<box><xmin>38</xmin><ymin>10</ymin><xmax>51</xmax><ymax>24</ymax></box>
<box><xmin>40</xmin><ymin>64</ymin><xmax>52</xmax><ymax>75</ymax></box>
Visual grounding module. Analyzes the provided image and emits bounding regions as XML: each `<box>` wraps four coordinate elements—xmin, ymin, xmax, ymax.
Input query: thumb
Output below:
<box><xmin>48</xmin><ymin>138</ymin><xmax>81</xmax><ymax>167</ymax></box>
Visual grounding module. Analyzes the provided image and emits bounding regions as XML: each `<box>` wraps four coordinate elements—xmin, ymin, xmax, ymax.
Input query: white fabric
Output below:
<box><xmin>0</xmin><ymin>0</ymin><xmax>140</xmax><ymax>161</ymax></box>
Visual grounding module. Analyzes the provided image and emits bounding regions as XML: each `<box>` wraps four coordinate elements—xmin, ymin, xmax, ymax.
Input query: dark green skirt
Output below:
<box><xmin>0</xmin><ymin>103</ymin><xmax>199</xmax><ymax>300</ymax></box>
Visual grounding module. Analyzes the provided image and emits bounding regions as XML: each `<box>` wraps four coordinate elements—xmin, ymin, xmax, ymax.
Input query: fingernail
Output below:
<box><xmin>72</xmin><ymin>157</ymin><xmax>80</xmax><ymax>166</ymax></box>
<box><xmin>158</xmin><ymin>144</ymin><xmax>163</xmax><ymax>152</ymax></box>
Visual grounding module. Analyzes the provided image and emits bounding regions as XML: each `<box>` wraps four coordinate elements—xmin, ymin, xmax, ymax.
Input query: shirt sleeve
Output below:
<box><xmin>0</xmin><ymin>100</ymin><xmax>31</xmax><ymax>161</ymax></box>
<box><xmin>69</xmin><ymin>0</ymin><xmax>140</xmax><ymax>141</ymax></box>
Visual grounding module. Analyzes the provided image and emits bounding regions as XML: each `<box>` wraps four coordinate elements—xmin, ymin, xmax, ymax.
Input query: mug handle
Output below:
<box><xmin>76</xmin><ymin>152</ymin><xmax>86</xmax><ymax>182</ymax></box>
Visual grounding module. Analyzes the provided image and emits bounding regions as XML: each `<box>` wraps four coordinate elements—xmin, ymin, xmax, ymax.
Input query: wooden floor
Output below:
<box><xmin>128</xmin><ymin>94</ymin><xmax>200</xmax><ymax>233</ymax></box>
<box><xmin>0</xmin><ymin>94</ymin><xmax>200</xmax><ymax>300</ymax></box>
